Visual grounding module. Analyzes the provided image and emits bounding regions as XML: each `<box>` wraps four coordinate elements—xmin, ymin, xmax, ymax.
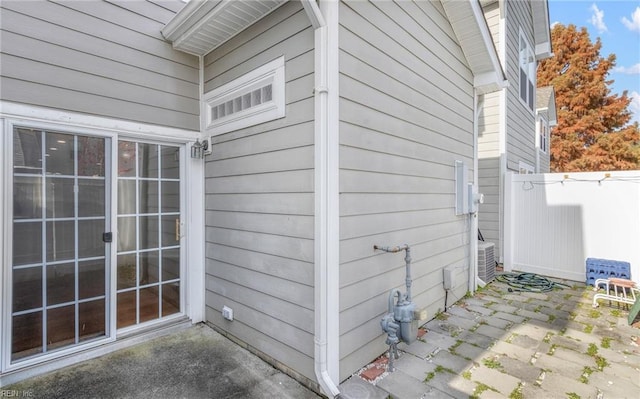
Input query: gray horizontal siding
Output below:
<box><xmin>0</xmin><ymin>0</ymin><xmax>199</xmax><ymax>130</ymax></box>
<box><xmin>505</xmin><ymin>0</ymin><xmax>536</xmax><ymax>170</ymax></box>
<box><xmin>202</xmin><ymin>1</ymin><xmax>316</xmax><ymax>383</ymax></box>
<box><xmin>338</xmin><ymin>0</ymin><xmax>474</xmax><ymax>381</ymax></box>
<box><xmin>538</xmin><ymin>149</ymin><xmax>551</xmax><ymax>173</ymax></box>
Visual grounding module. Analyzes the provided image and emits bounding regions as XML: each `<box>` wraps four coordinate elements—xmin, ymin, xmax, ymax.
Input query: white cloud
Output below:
<box><xmin>551</xmin><ymin>21</ymin><xmax>560</xmax><ymax>29</ymax></box>
<box><xmin>613</xmin><ymin>63</ymin><xmax>640</xmax><ymax>74</ymax></box>
<box><xmin>589</xmin><ymin>3</ymin><xmax>608</xmax><ymax>33</ymax></box>
<box><xmin>622</xmin><ymin>7</ymin><xmax>640</xmax><ymax>32</ymax></box>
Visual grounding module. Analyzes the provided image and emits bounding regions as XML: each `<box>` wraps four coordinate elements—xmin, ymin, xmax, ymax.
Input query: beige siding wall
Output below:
<box><xmin>478</xmin><ymin>157</ymin><xmax>500</xmax><ymax>253</ymax></box>
<box><xmin>478</xmin><ymin>0</ymin><xmax>502</xmax><ymax>257</ymax></box>
<box><xmin>0</xmin><ymin>0</ymin><xmax>199</xmax><ymax>130</ymax></box>
<box><xmin>202</xmin><ymin>1</ymin><xmax>316</xmax><ymax>383</ymax></box>
<box><xmin>338</xmin><ymin>0</ymin><xmax>474</xmax><ymax>380</ymax></box>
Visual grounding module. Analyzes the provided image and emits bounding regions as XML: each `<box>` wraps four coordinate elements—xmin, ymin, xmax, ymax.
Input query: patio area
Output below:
<box><xmin>340</xmin><ymin>274</ymin><xmax>640</xmax><ymax>399</ymax></box>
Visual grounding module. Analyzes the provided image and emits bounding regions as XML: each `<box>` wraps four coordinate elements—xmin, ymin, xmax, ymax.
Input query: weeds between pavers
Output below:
<box><xmin>482</xmin><ymin>357</ymin><xmax>502</xmax><ymax>369</ymax></box>
<box><xmin>423</xmin><ymin>365</ymin><xmax>454</xmax><ymax>383</ymax></box>
<box><xmin>471</xmin><ymin>382</ymin><xmax>499</xmax><ymax>399</ymax></box>
<box><xmin>509</xmin><ymin>383</ymin><xmax>525</xmax><ymax>399</ymax></box>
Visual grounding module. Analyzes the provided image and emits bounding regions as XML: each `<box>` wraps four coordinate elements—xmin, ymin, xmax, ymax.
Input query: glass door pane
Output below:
<box><xmin>116</xmin><ymin>141</ymin><xmax>181</xmax><ymax>329</ymax></box>
<box><xmin>11</xmin><ymin>128</ymin><xmax>109</xmax><ymax>362</ymax></box>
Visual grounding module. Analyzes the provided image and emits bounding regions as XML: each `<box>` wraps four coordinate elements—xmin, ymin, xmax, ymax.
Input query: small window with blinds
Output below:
<box><xmin>204</xmin><ymin>57</ymin><xmax>285</xmax><ymax>135</ymax></box>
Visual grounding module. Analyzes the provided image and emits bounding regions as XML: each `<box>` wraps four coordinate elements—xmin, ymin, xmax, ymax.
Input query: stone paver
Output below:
<box><xmin>478</xmin><ymin>315</ymin><xmax>512</xmax><ymax>330</ymax></box>
<box><xmin>393</xmin><ymin>353</ymin><xmax>436</xmax><ymax>381</ymax></box>
<box><xmin>492</xmin><ymin>311</ymin><xmax>526</xmax><ymax>324</ymax></box>
<box><xmin>538</xmin><ymin>370</ymin><xmax>599</xmax><ymax>399</ymax></box>
<box><xmin>375</xmin><ymin>369</ymin><xmax>428</xmax><ymax>399</ymax></box>
<box><xmin>344</xmin><ymin>276</ymin><xmax>640</xmax><ymax>399</ymax></box>
<box><xmin>399</xmin><ymin>338</ymin><xmax>440</xmax><ymax>359</ymax></box>
<box><xmin>447</xmin><ymin>305</ymin><xmax>481</xmax><ymax>321</ymax></box>
<box><xmin>489</xmin><ymin>340</ymin><xmax>536</xmax><ymax>363</ymax></box>
<box><xmin>428</xmin><ymin>350</ymin><xmax>473</xmax><ymax>374</ymax></box>
<box><xmin>511</xmin><ymin>320</ymin><xmax>555</xmax><ymax>341</ymax></box>
<box><xmin>492</xmin><ymin>355</ymin><xmax>542</xmax><ymax>383</ymax></box>
<box><xmin>475</xmin><ymin>324</ymin><xmax>507</xmax><ymax>340</ymax></box>
<box><xmin>424</xmin><ymin>370</ymin><xmax>475</xmax><ymax>399</ymax></box>
<box><xmin>339</xmin><ymin>377</ymin><xmax>388</xmax><ymax>399</ymax></box>
<box><xmin>453</xmin><ymin>342</ymin><xmax>485</xmax><ymax>361</ymax></box>
<box><xmin>459</xmin><ymin>330</ymin><xmax>497</xmax><ymax>349</ymax></box>
<box><xmin>468</xmin><ymin>364</ymin><xmax>521</xmax><ymax>396</ymax></box>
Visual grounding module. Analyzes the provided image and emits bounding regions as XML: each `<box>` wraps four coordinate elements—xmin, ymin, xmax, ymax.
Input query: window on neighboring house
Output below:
<box><xmin>539</xmin><ymin>118</ymin><xmax>549</xmax><ymax>153</ymax></box>
<box><xmin>518</xmin><ymin>161</ymin><xmax>534</xmax><ymax>174</ymax></box>
<box><xmin>204</xmin><ymin>56</ymin><xmax>285</xmax><ymax>135</ymax></box>
<box><xmin>519</xmin><ymin>30</ymin><xmax>535</xmax><ymax>111</ymax></box>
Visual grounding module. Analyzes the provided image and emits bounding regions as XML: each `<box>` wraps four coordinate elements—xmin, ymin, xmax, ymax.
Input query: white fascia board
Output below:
<box><xmin>535</xmin><ymin>42</ymin><xmax>552</xmax><ymax>60</ymax></box>
<box><xmin>468</xmin><ymin>0</ymin><xmax>507</xmax><ymax>92</ymax></box>
<box><xmin>532</xmin><ymin>0</ymin><xmax>552</xmax><ymax>60</ymax></box>
<box><xmin>161</xmin><ymin>0</ymin><xmax>211</xmax><ymax>41</ymax></box>
<box><xmin>474</xmin><ymin>71</ymin><xmax>509</xmax><ymax>94</ymax></box>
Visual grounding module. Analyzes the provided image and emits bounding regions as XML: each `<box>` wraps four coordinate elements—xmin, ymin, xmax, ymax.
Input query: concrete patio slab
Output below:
<box><xmin>4</xmin><ymin>324</ymin><xmax>319</xmax><ymax>399</ymax></box>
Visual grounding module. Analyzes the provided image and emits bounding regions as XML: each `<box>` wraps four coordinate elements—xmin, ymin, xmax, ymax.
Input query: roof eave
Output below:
<box><xmin>162</xmin><ymin>0</ymin><xmax>288</xmax><ymax>57</ymax></box>
<box><xmin>442</xmin><ymin>0</ymin><xmax>507</xmax><ymax>94</ymax></box>
<box><xmin>532</xmin><ymin>0</ymin><xmax>552</xmax><ymax>60</ymax></box>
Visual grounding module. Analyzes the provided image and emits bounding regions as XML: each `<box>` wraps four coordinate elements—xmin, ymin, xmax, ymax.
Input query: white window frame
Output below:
<box><xmin>204</xmin><ymin>56</ymin><xmax>285</xmax><ymax>135</ymax></box>
<box><xmin>538</xmin><ymin>115</ymin><xmax>549</xmax><ymax>154</ymax></box>
<box><xmin>518</xmin><ymin>29</ymin><xmax>536</xmax><ymax>112</ymax></box>
<box><xmin>518</xmin><ymin>161</ymin><xmax>535</xmax><ymax>174</ymax></box>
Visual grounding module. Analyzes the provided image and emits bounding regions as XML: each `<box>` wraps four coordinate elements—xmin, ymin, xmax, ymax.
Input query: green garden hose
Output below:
<box><xmin>495</xmin><ymin>273</ymin><xmax>570</xmax><ymax>293</ymax></box>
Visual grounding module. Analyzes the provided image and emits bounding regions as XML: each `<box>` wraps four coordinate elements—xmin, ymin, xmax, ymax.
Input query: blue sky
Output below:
<box><xmin>548</xmin><ymin>0</ymin><xmax>640</xmax><ymax>124</ymax></box>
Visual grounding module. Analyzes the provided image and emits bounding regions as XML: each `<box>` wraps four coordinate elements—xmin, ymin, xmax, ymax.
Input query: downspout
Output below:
<box><xmin>301</xmin><ymin>1</ymin><xmax>341</xmax><ymax>398</ymax></box>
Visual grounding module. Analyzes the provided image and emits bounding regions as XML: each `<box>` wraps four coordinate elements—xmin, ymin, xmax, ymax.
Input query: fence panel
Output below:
<box><xmin>504</xmin><ymin>171</ymin><xmax>640</xmax><ymax>285</ymax></box>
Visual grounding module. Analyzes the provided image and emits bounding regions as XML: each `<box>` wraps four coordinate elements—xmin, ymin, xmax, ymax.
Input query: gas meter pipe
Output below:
<box><xmin>373</xmin><ymin>244</ymin><xmax>412</xmax><ymax>301</ymax></box>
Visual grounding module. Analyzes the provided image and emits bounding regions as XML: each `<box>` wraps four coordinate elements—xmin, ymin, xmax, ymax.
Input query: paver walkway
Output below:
<box><xmin>340</xmin><ymin>275</ymin><xmax>640</xmax><ymax>399</ymax></box>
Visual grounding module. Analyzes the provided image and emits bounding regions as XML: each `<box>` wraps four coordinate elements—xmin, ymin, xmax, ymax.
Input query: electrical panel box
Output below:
<box><xmin>454</xmin><ymin>161</ymin><xmax>468</xmax><ymax>215</ymax></box>
<box><xmin>443</xmin><ymin>266</ymin><xmax>455</xmax><ymax>290</ymax></box>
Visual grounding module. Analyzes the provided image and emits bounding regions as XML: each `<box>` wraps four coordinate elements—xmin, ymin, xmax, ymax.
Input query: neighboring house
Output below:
<box><xmin>0</xmin><ymin>1</ymin><xmax>505</xmax><ymax>396</ymax></box>
<box><xmin>477</xmin><ymin>0</ymin><xmax>552</xmax><ymax>263</ymax></box>
<box><xmin>535</xmin><ymin>86</ymin><xmax>557</xmax><ymax>173</ymax></box>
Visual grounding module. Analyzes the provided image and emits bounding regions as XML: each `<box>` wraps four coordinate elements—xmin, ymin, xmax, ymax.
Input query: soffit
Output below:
<box><xmin>162</xmin><ymin>0</ymin><xmax>288</xmax><ymax>56</ymax></box>
<box><xmin>531</xmin><ymin>0</ymin><xmax>552</xmax><ymax>59</ymax></box>
<box><xmin>441</xmin><ymin>0</ymin><xmax>507</xmax><ymax>94</ymax></box>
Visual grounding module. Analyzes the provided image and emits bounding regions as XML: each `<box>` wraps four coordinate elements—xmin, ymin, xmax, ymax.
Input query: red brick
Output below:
<box><xmin>360</xmin><ymin>366</ymin><xmax>385</xmax><ymax>381</ymax></box>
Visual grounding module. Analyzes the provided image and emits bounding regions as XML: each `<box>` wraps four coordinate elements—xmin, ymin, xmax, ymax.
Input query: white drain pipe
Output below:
<box><xmin>301</xmin><ymin>0</ymin><xmax>341</xmax><ymax>398</ymax></box>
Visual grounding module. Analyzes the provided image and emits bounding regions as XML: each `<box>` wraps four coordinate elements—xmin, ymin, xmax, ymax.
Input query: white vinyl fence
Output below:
<box><xmin>504</xmin><ymin>171</ymin><xmax>640</xmax><ymax>285</ymax></box>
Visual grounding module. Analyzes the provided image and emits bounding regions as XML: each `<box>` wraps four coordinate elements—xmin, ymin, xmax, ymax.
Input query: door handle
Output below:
<box><xmin>175</xmin><ymin>219</ymin><xmax>180</xmax><ymax>241</ymax></box>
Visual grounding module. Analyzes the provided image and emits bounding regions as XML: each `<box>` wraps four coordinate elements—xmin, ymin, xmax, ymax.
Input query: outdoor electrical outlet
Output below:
<box><xmin>222</xmin><ymin>306</ymin><xmax>233</xmax><ymax>321</ymax></box>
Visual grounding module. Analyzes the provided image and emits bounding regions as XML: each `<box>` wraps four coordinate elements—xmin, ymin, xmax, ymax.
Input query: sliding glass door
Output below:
<box><xmin>116</xmin><ymin>141</ymin><xmax>181</xmax><ymax>329</ymax></box>
<box><xmin>8</xmin><ymin>127</ymin><xmax>183</xmax><ymax>365</ymax></box>
<box><xmin>11</xmin><ymin>128</ymin><xmax>109</xmax><ymax>361</ymax></box>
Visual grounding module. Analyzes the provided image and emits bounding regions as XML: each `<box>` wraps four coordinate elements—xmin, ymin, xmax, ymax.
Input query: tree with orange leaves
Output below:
<box><xmin>537</xmin><ymin>24</ymin><xmax>640</xmax><ymax>172</ymax></box>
